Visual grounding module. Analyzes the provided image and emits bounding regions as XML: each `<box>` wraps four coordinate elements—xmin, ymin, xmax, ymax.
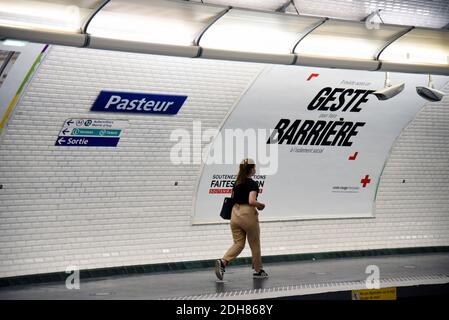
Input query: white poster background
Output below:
<box><xmin>193</xmin><ymin>65</ymin><xmax>448</xmax><ymax>224</ymax></box>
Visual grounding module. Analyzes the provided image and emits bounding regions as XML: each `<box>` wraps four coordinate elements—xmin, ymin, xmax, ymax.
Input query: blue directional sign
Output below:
<box><xmin>55</xmin><ymin>119</ymin><xmax>127</xmax><ymax>147</ymax></box>
<box><xmin>91</xmin><ymin>91</ymin><xmax>187</xmax><ymax>115</ymax></box>
<box><xmin>55</xmin><ymin>136</ymin><xmax>120</xmax><ymax>147</ymax></box>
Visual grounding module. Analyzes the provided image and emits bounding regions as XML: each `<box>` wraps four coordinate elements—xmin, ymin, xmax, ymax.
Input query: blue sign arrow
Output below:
<box><xmin>55</xmin><ymin>136</ymin><xmax>120</xmax><ymax>147</ymax></box>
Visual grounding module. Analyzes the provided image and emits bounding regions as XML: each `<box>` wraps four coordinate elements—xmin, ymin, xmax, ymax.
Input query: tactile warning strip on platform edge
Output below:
<box><xmin>162</xmin><ymin>274</ymin><xmax>449</xmax><ymax>300</ymax></box>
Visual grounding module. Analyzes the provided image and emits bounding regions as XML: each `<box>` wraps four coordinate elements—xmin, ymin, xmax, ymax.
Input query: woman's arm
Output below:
<box><xmin>248</xmin><ymin>191</ymin><xmax>265</xmax><ymax>210</ymax></box>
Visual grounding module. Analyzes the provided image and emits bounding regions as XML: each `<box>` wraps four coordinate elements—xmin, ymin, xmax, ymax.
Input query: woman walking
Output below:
<box><xmin>215</xmin><ymin>158</ymin><xmax>268</xmax><ymax>280</ymax></box>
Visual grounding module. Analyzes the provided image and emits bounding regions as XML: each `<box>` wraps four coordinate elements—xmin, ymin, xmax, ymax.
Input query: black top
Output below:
<box><xmin>233</xmin><ymin>178</ymin><xmax>259</xmax><ymax>204</ymax></box>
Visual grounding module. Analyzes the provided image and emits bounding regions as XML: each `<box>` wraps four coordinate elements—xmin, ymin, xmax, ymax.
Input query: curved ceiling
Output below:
<box><xmin>0</xmin><ymin>0</ymin><xmax>448</xmax><ymax>75</ymax></box>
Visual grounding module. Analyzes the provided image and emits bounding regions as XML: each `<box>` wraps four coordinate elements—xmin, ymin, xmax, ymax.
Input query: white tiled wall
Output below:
<box><xmin>0</xmin><ymin>45</ymin><xmax>448</xmax><ymax>278</ymax></box>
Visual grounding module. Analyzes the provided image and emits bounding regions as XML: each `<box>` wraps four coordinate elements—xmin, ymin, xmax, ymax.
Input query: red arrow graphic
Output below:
<box><xmin>307</xmin><ymin>73</ymin><xmax>320</xmax><ymax>81</ymax></box>
<box><xmin>348</xmin><ymin>151</ymin><xmax>359</xmax><ymax>160</ymax></box>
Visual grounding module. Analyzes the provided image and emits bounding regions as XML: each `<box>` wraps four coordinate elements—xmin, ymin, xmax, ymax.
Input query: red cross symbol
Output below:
<box><xmin>361</xmin><ymin>175</ymin><xmax>371</xmax><ymax>187</ymax></box>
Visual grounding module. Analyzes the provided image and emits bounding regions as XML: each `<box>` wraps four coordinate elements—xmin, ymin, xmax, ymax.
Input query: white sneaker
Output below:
<box><xmin>253</xmin><ymin>269</ymin><xmax>268</xmax><ymax>279</ymax></box>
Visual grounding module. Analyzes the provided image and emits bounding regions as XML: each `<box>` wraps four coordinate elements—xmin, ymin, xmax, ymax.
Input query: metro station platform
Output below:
<box><xmin>0</xmin><ymin>251</ymin><xmax>448</xmax><ymax>300</ymax></box>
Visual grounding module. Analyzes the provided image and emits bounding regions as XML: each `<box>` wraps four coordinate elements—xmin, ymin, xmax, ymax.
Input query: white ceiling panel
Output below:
<box><xmin>189</xmin><ymin>0</ymin><xmax>289</xmax><ymax>12</ymax></box>
<box><xmin>190</xmin><ymin>0</ymin><xmax>449</xmax><ymax>29</ymax></box>
<box><xmin>293</xmin><ymin>0</ymin><xmax>449</xmax><ymax>29</ymax></box>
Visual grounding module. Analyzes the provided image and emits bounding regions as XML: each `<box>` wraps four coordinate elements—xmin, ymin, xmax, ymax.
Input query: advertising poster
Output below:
<box><xmin>193</xmin><ymin>65</ymin><xmax>448</xmax><ymax>224</ymax></box>
<box><xmin>0</xmin><ymin>41</ymin><xmax>48</xmax><ymax>132</ymax></box>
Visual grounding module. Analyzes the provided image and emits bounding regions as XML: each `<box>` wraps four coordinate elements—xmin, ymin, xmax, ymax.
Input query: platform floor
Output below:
<box><xmin>0</xmin><ymin>252</ymin><xmax>448</xmax><ymax>300</ymax></box>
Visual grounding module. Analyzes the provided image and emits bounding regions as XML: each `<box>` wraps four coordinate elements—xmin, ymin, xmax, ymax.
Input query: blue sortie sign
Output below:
<box><xmin>55</xmin><ymin>136</ymin><xmax>120</xmax><ymax>147</ymax></box>
<box><xmin>91</xmin><ymin>91</ymin><xmax>188</xmax><ymax>115</ymax></box>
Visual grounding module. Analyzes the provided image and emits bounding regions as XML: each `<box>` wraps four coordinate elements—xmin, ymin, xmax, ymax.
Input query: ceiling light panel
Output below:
<box><xmin>87</xmin><ymin>0</ymin><xmax>225</xmax><ymax>54</ymax></box>
<box><xmin>379</xmin><ymin>28</ymin><xmax>449</xmax><ymax>73</ymax></box>
<box><xmin>294</xmin><ymin>19</ymin><xmax>409</xmax><ymax>70</ymax></box>
<box><xmin>199</xmin><ymin>8</ymin><xmax>323</xmax><ymax>64</ymax></box>
<box><xmin>0</xmin><ymin>0</ymin><xmax>102</xmax><ymax>33</ymax></box>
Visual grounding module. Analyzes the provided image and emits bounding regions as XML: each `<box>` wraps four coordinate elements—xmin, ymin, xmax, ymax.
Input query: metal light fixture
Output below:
<box><xmin>373</xmin><ymin>72</ymin><xmax>405</xmax><ymax>100</ymax></box>
<box><xmin>416</xmin><ymin>74</ymin><xmax>445</xmax><ymax>102</ymax></box>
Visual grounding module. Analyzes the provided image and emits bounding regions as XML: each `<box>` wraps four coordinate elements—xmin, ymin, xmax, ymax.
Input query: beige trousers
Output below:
<box><xmin>222</xmin><ymin>203</ymin><xmax>263</xmax><ymax>271</ymax></box>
